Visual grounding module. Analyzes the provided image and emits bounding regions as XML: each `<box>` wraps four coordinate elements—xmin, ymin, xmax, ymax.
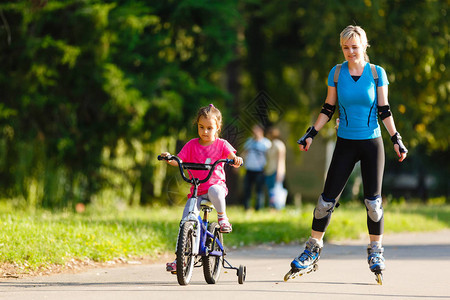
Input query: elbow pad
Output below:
<box><xmin>320</xmin><ymin>103</ymin><xmax>336</xmax><ymax>122</ymax></box>
<box><xmin>377</xmin><ymin>105</ymin><xmax>392</xmax><ymax>120</ymax></box>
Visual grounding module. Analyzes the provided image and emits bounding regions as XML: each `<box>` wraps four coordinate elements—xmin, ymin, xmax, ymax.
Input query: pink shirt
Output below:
<box><xmin>178</xmin><ymin>138</ymin><xmax>236</xmax><ymax>198</ymax></box>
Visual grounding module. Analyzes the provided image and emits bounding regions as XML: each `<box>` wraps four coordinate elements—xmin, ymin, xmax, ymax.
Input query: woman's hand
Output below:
<box><xmin>299</xmin><ymin>138</ymin><xmax>313</xmax><ymax>151</ymax></box>
<box><xmin>394</xmin><ymin>144</ymin><xmax>407</xmax><ymax>162</ymax></box>
<box><xmin>391</xmin><ymin>132</ymin><xmax>408</xmax><ymax>162</ymax></box>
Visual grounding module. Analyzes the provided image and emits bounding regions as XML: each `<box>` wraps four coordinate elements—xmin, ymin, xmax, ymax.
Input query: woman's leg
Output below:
<box><xmin>292</xmin><ymin>138</ymin><xmax>358</xmax><ymax>269</ymax></box>
<box><xmin>360</xmin><ymin>138</ymin><xmax>386</xmax><ymax>273</ymax></box>
<box><xmin>312</xmin><ymin>138</ymin><xmax>358</xmax><ymax>234</ymax></box>
<box><xmin>360</xmin><ymin>137</ymin><xmax>385</xmax><ymax>238</ymax></box>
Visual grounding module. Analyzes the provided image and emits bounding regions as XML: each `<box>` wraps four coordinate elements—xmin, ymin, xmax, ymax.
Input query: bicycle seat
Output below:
<box><xmin>200</xmin><ymin>199</ymin><xmax>215</xmax><ymax>209</ymax></box>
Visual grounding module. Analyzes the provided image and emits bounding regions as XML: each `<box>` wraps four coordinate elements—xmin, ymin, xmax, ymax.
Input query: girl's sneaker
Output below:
<box><xmin>166</xmin><ymin>260</ymin><xmax>177</xmax><ymax>274</ymax></box>
<box><xmin>219</xmin><ymin>218</ymin><xmax>232</xmax><ymax>233</ymax></box>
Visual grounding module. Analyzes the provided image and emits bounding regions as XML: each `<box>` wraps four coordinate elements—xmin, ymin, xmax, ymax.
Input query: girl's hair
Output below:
<box><xmin>340</xmin><ymin>25</ymin><xmax>370</xmax><ymax>62</ymax></box>
<box><xmin>195</xmin><ymin>104</ymin><xmax>223</xmax><ymax>135</ymax></box>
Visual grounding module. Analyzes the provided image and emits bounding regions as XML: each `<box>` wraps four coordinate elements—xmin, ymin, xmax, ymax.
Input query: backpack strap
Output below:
<box><xmin>370</xmin><ymin>63</ymin><xmax>379</xmax><ymax>87</ymax></box>
<box><xmin>335</xmin><ymin>63</ymin><xmax>379</xmax><ymax>86</ymax></box>
<box><xmin>333</xmin><ymin>64</ymin><xmax>342</xmax><ymax>87</ymax></box>
<box><xmin>333</xmin><ymin>64</ymin><xmax>345</xmax><ymax>125</ymax></box>
<box><xmin>369</xmin><ymin>64</ymin><xmax>380</xmax><ymax>127</ymax></box>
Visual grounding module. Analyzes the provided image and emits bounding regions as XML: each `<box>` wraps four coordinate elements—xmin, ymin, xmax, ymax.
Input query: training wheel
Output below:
<box><xmin>237</xmin><ymin>265</ymin><xmax>246</xmax><ymax>284</ymax></box>
<box><xmin>375</xmin><ymin>273</ymin><xmax>383</xmax><ymax>285</ymax></box>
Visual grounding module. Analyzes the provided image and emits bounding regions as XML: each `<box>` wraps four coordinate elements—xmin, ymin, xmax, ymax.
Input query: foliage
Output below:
<box><xmin>0</xmin><ymin>0</ymin><xmax>448</xmax><ymax>208</ymax></box>
<box><xmin>0</xmin><ymin>0</ymin><xmax>239</xmax><ymax>208</ymax></box>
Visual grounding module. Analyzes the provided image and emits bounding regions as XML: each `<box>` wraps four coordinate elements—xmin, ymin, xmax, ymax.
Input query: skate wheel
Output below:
<box><xmin>313</xmin><ymin>264</ymin><xmax>319</xmax><ymax>272</ymax></box>
<box><xmin>283</xmin><ymin>270</ymin><xmax>292</xmax><ymax>282</ymax></box>
<box><xmin>237</xmin><ymin>265</ymin><xmax>246</xmax><ymax>284</ymax></box>
<box><xmin>375</xmin><ymin>273</ymin><xmax>383</xmax><ymax>285</ymax></box>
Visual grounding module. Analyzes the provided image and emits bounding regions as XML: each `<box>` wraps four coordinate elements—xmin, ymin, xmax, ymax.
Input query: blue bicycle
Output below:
<box><xmin>158</xmin><ymin>155</ymin><xmax>246</xmax><ymax>285</ymax></box>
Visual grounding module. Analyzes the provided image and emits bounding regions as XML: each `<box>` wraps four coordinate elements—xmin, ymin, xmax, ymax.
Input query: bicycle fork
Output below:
<box><xmin>177</xmin><ymin>197</ymin><xmax>202</xmax><ymax>255</ymax></box>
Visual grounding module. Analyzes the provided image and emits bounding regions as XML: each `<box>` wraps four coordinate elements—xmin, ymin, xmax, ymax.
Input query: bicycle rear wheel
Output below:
<box><xmin>176</xmin><ymin>221</ymin><xmax>195</xmax><ymax>285</ymax></box>
<box><xmin>203</xmin><ymin>222</ymin><xmax>223</xmax><ymax>284</ymax></box>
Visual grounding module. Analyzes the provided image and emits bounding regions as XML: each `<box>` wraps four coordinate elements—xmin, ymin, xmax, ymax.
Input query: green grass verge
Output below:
<box><xmin>0</xmin><ymin>202</ymin><xmax>449</xmax><ymax>273</ymax></box>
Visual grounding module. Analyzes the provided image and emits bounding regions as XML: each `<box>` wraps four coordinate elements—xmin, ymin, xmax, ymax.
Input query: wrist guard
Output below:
<box><xmin>297</xmin><ymin>126</ymin><xmax>318</xmax><ymax>146</ymax></box>
<box><xmin>391</xmin><ymin>132</ymin><xmax>408</xmax><ymax>153</ymax></box>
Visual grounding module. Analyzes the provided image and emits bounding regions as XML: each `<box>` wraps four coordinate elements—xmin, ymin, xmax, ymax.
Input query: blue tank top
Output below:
<box><xmin>327</xmin><ymin>61</ymin><xmax>389</xmax><ymax>140</ymax></box>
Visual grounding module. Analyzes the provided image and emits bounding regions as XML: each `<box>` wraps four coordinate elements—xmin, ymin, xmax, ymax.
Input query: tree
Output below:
<box><xmin>0</xmin><ymin>0</ymin><xmax>241</xmax><ymax>208</ymax></box>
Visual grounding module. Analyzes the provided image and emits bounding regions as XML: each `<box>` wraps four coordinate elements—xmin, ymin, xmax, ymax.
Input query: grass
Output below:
<box><xmin>0</xmin><ymin>201</ymin><xmax>449</xmax><ymax>274</ymax></box>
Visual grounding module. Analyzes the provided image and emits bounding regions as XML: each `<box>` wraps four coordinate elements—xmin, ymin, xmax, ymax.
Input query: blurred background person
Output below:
<box><xmin>264</xmin><ymin>127</ymin><xmax>287</xmax><ymax>210</ymax></box>
<box><xmin>242</xmin><ymin>124</ymin><xmax>271</xmax><ymax>210</ymax></box>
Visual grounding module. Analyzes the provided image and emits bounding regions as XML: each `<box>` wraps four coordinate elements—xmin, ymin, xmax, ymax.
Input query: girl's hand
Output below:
<box><xmin>232</xmin><ymin>156</ymin><xmax>243</xmax><ymax>168</ymax></box>
<box><xmin>160</xmin><ymin>152</ymin><xmax>171</xmax><ymax>157</ymax></box>
<box><xmin>160</xmin><ymin>152</ymin><xmax>179</xmax><ymax>166</ymax></box>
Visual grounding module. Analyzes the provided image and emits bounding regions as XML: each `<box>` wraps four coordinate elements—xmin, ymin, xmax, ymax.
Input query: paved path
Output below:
<box><xmin>1</xmin><ymin>230</ymin><xmax>450</xmax><ymax>300</ymax></box>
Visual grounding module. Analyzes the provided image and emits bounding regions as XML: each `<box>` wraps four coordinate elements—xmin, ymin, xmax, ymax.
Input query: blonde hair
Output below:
<box><xmin>340</xmin><ymin>25</ymin><xmax>370</xmax><ymax>62</ymax></box>
<box><xmin>195</xmin><ymin>104</ymin><xmax>223</xmax><ymax>136</ymax></box>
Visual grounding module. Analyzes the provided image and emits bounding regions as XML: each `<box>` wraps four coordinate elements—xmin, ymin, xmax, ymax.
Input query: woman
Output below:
<box><xmin>290</xmin><ymin>25</ymin><xmax>408</xmax><ymax>278</ymax></box>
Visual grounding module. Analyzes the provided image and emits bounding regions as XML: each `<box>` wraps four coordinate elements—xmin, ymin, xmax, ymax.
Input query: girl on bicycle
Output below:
<box><xmin>161</xmin><ymin>104</ymin><xmax>243</xmax><ymax>273</ymax></box>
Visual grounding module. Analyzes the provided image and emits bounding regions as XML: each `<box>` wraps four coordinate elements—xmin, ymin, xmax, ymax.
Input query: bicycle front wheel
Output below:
<box><xmin>203</xmin><ymin>222</ymin><xmax>223</xmax><ymax>284</ymax></box>
<box><xmin>176</xmin><ymin>221</ymin><xmax>196</xmax><ymax>285</ymax></box>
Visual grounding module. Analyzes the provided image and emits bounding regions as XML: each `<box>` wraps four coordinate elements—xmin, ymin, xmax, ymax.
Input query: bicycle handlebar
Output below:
<box><xmin>157</xmin><ymin>155</ymin><xmax>238</xmax><ymax>185</ymax></box>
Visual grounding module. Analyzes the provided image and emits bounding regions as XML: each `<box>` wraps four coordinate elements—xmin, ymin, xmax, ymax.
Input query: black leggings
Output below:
<box><xmin>312</xmin><ymin>137</ymin><xmax>385</xmax><ymax>235</ymax></box>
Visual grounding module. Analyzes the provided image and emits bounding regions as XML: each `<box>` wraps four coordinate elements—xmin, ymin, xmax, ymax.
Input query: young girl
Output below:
<box><xmin>160</xmin><ymin>104</ymin><xmax>243</xmax><ymax>273</ymax></box>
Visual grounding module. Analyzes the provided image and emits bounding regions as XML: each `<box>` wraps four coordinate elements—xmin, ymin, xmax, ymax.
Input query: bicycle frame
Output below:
<box><xmin>182</xmin><ymin>196</ymin><xmax>225</xmax><ymax>257</ymax></box>
<box><xmin>200</xmin><ymin>208</ymin><xmax>224</xmax><ymax>257</ymax></box>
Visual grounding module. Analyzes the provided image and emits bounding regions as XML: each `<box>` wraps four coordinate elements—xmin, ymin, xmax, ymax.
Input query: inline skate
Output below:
<box><xmin>367</xmin><ymin>244</ymin><xmax>385</xmax><ymax>285</ymax></box>
<box><xmin>284</xmin><ymin>237</ymin><xmax>323</xmax><ymax>281</ymax></box>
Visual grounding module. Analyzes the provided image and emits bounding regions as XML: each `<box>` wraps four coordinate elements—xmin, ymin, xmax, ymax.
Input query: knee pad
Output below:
<box><xmin>314</xmin><ymin>194</ymin><xmax>337</xmax><ymax>219</ymax></box>
<box><xmin>365</xmin><ymin>196</ymin><xmax>383</xmax><ymax>222</ymax></box>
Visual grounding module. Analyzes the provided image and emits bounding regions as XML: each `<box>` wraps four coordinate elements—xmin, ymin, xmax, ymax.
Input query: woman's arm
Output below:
<box><xmin>300</xmin><ymin>86</ymin><xmax>338</xmax><ymax>151</ymax></box>
<box><xmin>313</xmin><ymin>86</ymin><xmax>338</xmax><ymax>131</ymax></box>
<box><xmin>377</xmin><ymin>85</ymin><xmax>407</xmax><ymax>162</ymax></box>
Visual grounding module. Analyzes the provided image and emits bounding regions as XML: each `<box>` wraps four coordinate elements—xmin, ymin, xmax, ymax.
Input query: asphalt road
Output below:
<box><xmin>1</xmin><ymin>230</ymin><xmax>449</xmax><ymax>300</ymax></box>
